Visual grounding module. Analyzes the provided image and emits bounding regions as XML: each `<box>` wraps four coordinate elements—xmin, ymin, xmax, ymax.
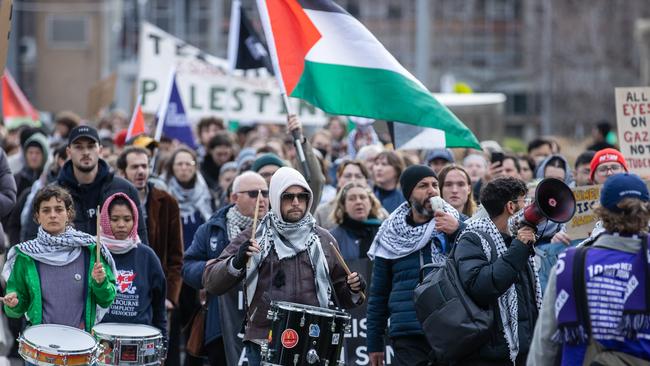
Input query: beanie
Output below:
<box><xmin>590</xmin><ymin>148</ymin><xmax>628</xmax><ymax>181</ymax></box>
<box><xmin>399</xmin><ymin>165</ymin><xmax>437</xmax><ymax>200</ymax></box>
<box><xmin>600</xmin><ymin>173</ymin><xmax>649</xmax><ymax>212</ymax></box>
<box><xmin>251</xmin><ymin>153</ymin><xmax>286</xmax><ymax>172</ymax></box>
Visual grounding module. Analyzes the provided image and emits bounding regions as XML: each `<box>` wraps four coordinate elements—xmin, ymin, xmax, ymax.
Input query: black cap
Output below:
<box><xmin>68</xmin><ymin>125</ymin><xmax>100</xmax><ymax>146</ymax></box>
<box><xmin>400</xmin><ymin>165</ymin><xmax>437</xmax><ymax>200</ymax></box>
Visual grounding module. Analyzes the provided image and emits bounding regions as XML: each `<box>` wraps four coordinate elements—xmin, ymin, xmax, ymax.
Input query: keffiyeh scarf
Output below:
<box><xmin>459</xmin><ymin>217</ymin><xmax>542</xmax><ymax>364</ymax></box>
<box><xmin>2</xmin><ymin>226</ymin><xmax>118</xmax><ymax>323</ymax></box>
<box><xmin>168</xmin><ymin>174</ymin><xmax>214</xmax><ymax>222</ymax></box>
<box><xmin>367</xmin><ymin>201</ymin><xmax>458</xmax><ymax>261</ymax></box>
<box><xmin>226</xmin><ymin>206</ymin><xmax>253</xmax><ymax>241</ymax></box>
<box><xmin>245</xmin><ymin>211</ymin><xmax>331</xmax><ymax>308</ymax></box>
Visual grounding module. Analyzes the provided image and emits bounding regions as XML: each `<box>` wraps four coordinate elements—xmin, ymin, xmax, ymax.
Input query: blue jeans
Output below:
<box><xmin>245</xmin><ymin>342</ymin><xmax>262</xmax><ymax>366</ymax></box>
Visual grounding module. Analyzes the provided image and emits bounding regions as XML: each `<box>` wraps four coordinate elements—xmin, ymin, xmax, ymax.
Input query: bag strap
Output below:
<box><xmin>572</xmin><ymin>246</ymin><xmax>591</xmax><ymax>336</ymax></box>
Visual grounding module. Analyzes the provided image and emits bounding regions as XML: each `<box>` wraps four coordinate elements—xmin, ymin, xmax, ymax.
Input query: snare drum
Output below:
<box><xmin>91</xmin><ymin>323</ymin><xmax>164</xmax><ymax>366</ymax></box>
<box><xmin>18</xmin><ymin>324</ymin><xmax>98</xmax><ymax>366</ymax></box>
<box><xmin>262</xmin><ymin>301</ymin><xmax>350</xmax><ymax>366</ymax></box>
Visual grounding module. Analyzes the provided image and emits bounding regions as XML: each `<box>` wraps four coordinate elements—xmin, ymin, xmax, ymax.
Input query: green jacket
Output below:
<box><xmin>4</xmin><ymin>244</ymin><xmax>116</xmax><ymax>332</ymax></box>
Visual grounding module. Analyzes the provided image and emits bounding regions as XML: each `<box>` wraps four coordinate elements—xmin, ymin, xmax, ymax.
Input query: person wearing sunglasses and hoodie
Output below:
<box><xmin>203</xmin><ymin>167</ymin><xmax>366</xmax><ymax>366</ymax></box>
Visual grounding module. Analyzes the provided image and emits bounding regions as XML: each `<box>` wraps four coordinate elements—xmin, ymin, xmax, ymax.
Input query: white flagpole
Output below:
<box><xmin>154</xmin><ymin>67</ymin><xmax>176</xmax><ymax>142</ymax></box>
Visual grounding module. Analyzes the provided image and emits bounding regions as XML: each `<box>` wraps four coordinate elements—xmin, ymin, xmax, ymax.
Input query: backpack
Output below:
<box><xmin>572</xmin><ymin>243</ymin><xmax>650</xmax><ymax>366</ymax></box>
<box><xmin>413</xmin><ymin>231</ymin><xmax>494</xmax><ymax>364</ymax></box>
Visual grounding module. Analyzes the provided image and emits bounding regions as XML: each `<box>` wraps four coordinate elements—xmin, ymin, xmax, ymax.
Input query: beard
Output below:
<box><xmin>410</xmin><ymin>197</ymin><xmax>434</xmax><ymax>218</ymax></box>
<box><xmin>75</xmin><ymin>161</ymin><xmax>97</xmax><ymax>173</ymax></box>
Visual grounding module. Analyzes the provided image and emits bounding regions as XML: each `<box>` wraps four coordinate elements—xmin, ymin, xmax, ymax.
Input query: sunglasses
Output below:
<box><xmin>281</xmin><ymin>192</ymin><xmax>310</xmax><ymax>203</ymax></box>
<box><xmin>239</xmin><ymin>190</ymin><xmax>269</xmax><ymax>198</ymax></box>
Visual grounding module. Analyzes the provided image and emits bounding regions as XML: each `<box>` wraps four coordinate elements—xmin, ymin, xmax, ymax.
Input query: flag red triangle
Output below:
<box><xmin>126</xmin><ymin>97</ymin><xmax>146</xmax><ymax>141</ymax></box>
<box><xmin>2</xmin><ymin>70</ymin><xmax>40</xmax><ymax>129</ymax></box>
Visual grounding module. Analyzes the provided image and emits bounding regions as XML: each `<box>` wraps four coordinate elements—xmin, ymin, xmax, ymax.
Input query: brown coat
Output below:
<box><xmin>146</xmin><ymin>185</ymin><xmax>184</xmax><ymax>305</ymax></box>
<box><xmin>203</xmin><ymin>225</ymin><xmax>363</xmax><ymax>341</ymax></box>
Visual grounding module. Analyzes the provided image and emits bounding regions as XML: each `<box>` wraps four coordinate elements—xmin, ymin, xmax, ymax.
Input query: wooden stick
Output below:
<box><xmin>96</xmin><ymin>205</ymin><xmax>101</xmax><ymax>261</ymax></box>
<box><xmin>330</xmin><ymin>243</ymin><xmax>366</xmax><ymax>303</ymax></box>
<box><xmin>246</xmin><ymin>190</ymin><xmax>262</xmax><ymax>269</ymax></box>
<box><xmin>251</xmin><ymin>189</ymin><xmax>262</xmax><ymax>236</ymax></box>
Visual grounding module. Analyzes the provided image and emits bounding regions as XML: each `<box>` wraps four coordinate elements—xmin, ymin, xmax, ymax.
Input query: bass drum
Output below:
<box><xmin>92</xmin><ymin>323</ymin><xmax>164</xmax><ymax>365</ymax></box>
<box><xmin>261</xmin><ymin>301</ymin><xmax>350</xmax><ymax>366</ymax></box>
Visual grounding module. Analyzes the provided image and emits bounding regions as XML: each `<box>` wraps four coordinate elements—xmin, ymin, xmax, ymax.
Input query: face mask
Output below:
<box><xmin>316</xmin><ymin>147</ymin><xmax>328</xmax><ymax>158</ymax></box>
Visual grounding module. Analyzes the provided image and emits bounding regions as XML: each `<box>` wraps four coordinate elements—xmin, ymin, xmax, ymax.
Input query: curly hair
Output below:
<box><xmin>438</xmin><ymin>164</ymin><xmax>477</xmax><ymax>217</ymax></box>
<box><xmin>33</xmin><ymin>185</ymin><xmax>76</xmax><ymax>224</ymax></box>
<box><xmin>331</xmin><ymin>182</ymin><xmax>386</xmax><ymax>225</ymax></box>
<box><xmin>594</xmin><ymin>198</ymin><xmax>650</xmax><ymax>235</ymax></box>
<box><xmin>480</xmin><ymin>177</ymin><xmax>528</xmax><ymax>218</ymax></box>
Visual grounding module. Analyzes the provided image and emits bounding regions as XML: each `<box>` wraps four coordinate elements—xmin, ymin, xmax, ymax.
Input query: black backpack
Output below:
<box><xmin>413</xmin><ymin>231</ymin><xmax>494</xmax><ymax>364</ymax></box>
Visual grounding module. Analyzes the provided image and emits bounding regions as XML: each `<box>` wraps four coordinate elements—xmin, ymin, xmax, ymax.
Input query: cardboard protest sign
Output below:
<box><xmin>566</xmin><ymin>184</ymin><xmax>601</xmax><ymax>239</ymax></box>
<box><xmin>615</xmin><ymin>87</ymin><xmax>650</xmax><ymax>177</ymax></box>
<box><xmin>87</xmin><ymin>73</ymin><xmax>117</xmax><ymax>118</ymax></box>
<box><xmin>0</xmin><ymin>0</ymin><xmax>12</xmax><ymax>71</ymax></box>
<box><xmin>137</xmin><ymin>22</ymin><xmax>327</xmax><ymax>124</ymax></box>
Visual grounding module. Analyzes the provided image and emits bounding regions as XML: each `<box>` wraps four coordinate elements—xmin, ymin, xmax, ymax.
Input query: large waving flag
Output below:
<box><xmin>126</xmin><ymin>95</ymin><xmax>146</xmax><ymax>141</ymax></box>
<box><xmin>154</xmin><ymin>71</ymin><xmax>197</xmax><ymax>149</ymax></box>
<box><xmin>2</xmin><ymin>70</ymin><xmax>41</xmax><ymax>130</ymax></box>
<box><xmin>256</xmin><ymin>0</ymin><xmax>480</xmax><ymax>149</ymax></box>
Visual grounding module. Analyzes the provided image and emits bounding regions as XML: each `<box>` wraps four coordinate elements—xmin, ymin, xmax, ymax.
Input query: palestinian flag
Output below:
<box><xmin>256</xmin><ymin>0</ymin><xmax>480</xmax><ymax>149</ymax></box>
<box><xmin>2</xmin><ymin>69</ymin><xmax>41</xmax><ymax>130</ymax></box>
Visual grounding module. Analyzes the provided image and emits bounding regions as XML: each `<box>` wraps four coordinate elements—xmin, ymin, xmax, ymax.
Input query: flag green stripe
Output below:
<box><xmin>292</xmin><ymin>60</ymin><xmax>480</xmax><ymax>149</ymax></box>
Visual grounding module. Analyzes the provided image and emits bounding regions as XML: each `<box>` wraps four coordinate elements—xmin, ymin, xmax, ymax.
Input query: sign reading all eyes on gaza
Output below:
<box><xmin>137</xmin><ymin>22</ymin><xmax>328</xmax><ymax>125</ymax></box>
<box><xmin>615</xmin><ymin>87</ymin><xmax>650</xmax><ymax>178</ymax></box>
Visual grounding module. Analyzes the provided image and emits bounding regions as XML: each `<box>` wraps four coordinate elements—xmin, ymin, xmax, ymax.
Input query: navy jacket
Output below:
<box><xmin>102</xmin><ymin>245</ymin><xmax>168</xmax><ymax>338</ymax></box>
<box><xmin>373</xmin><ymin>186</ymin><xmax>405</xmax><ymax>213</ymax></box>
<box><xmin>366</xmin><ymin>216</ymin><xmax>466</xmax><ymax>353</ymax></box>
<box><xmin>183</xmin><ymin>205</ymin><xmax>235</xmax><ymax>345</ymax></box>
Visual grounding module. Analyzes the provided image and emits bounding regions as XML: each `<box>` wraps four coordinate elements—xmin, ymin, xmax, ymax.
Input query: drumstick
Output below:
<box><xmin>96</xmin><ymin>205</ymin><xmax>101</xmax><ymax>261</ymax></box>
<box><xmin>330</xmin><ymin>243</ymin><xmax>366</xmax><ymax>303</ymax></box>
<box><xmin>246</xmin><ymin>190</ymin><xmax>262</xmax><ymax>269</ymax></box>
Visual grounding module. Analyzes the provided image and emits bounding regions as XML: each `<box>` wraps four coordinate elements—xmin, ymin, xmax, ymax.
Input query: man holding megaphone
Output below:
<box><xmin>452</xmin><ymin>177</ymin><xmax>542</xmax><ymax>365</ymax></box>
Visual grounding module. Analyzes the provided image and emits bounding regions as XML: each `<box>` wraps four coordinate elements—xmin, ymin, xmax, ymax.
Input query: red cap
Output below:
<box><xmin>589</xmin><ymin>148</ymin><xmax>628</xmax><ymax>181</ymax></box>
<box><xmin>114</xmin><ymin>129</ymin><xmax>128</xmax><ymax>148</ymax></box>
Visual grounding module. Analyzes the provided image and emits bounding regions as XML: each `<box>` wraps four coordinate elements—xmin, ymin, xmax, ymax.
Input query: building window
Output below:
<box><xmin>46</xmin><ymin>15</ymin><xmax>90</xmax><ymax>49</ymax></box>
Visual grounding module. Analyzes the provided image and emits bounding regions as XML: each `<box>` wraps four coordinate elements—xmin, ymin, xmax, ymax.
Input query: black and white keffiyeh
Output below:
<box><xmin>226</xmin><ymin>206</ymin><xmax>253</xmax><ymax>241</ymax></box>
<box><xmin>246</xmin><ymin>211</ymin><xmax>331</xmax><ymax>308</ymax></box>
<box><xmin>459</xmin><ymin>217</ymin><xmax>542</xmax><ymax>364</ymax></box>
<box><xmin>368</xmin><ymin>201</ymin><xmax>458</xmax><ymax>261</ymax></box>
<box><xmin>2</xmin><ymin>225</ymin><xmax>118</xmax><ymax>323</ymax></box>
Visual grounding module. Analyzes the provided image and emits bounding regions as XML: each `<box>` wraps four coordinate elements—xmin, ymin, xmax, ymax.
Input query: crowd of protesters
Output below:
<box><xmin>0</xmin><ymin>110</ymin><xmax>648</xmax><ymax>366</ymax></box>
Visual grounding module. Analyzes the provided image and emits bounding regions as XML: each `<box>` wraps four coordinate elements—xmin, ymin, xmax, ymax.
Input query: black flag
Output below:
<box><xmin>227</xmin><ymin>0</ymin><xmax>274</xmax><ymax>74</ymax></box>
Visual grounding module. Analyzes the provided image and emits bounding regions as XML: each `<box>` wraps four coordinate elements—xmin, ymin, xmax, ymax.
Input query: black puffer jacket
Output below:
<box><xmin>453</xmin><ymin>230</ymin><xmax>538</xmax><ymax>366</ymax></box>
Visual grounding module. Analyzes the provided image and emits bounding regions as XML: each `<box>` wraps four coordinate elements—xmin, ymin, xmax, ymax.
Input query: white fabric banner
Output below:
<box><xmin>137</xmin><ymin>22</ymin><xmax>328</xmax><ymax>125</ymax></box>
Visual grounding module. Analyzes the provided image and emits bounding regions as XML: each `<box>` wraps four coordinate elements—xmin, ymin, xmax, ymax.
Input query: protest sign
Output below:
<box><xmin>137</xmin><ymin>22</ymin><xmax>327</xmax><ymax>125</ymax></box>
<box><xmin>0</xmin><ymin>0</ymin><xmax>12</xmax><ymax>72</ymax></box>
<box><xmin>566</xmin><ymin>184</ymin><xmax>600</xmax><ymax>239</ymax></box>
<box><xmin>615</xmin><ymin>87</ymin><xmax>650</xmax><ymax>177</ymax></box>
<box><xmin>87</xmin><ymin>73</ymin><xmax>117</xmax><ymax>118</ymax></box>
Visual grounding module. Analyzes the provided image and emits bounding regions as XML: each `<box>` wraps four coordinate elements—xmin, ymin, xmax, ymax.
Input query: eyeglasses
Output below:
<box><xmin>595</xmin><ymin>164</ymin><xmax>623</xmax><ymax>176</ymax></box>
<box><xmin>238</xmin><ymin>190</ymin><xmax>269</xmax><ymax>198</ymax></box>
<box><xmin>281</xmin><ymin>192</ymin><xmax>310</xmax><ymax>203</ymax></box>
